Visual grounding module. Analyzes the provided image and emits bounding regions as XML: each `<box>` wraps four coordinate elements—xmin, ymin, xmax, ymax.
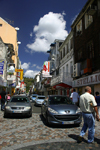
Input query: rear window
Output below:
<box><xmin>37</xmin><ymin>97</ymin><xmax>45</xmax><ymax>99</ymax></box>
<box><xmin>49</xmin><ymin>96</ymin><xmax>73</xmax><ymax>105</ymax></box>
<box><xmin>10</xmin><ymin>97</ymin><xmax>29</xmax><ymax>102</ymax></box>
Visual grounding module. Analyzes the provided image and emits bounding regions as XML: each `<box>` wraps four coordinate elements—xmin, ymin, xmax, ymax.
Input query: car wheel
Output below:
<box><xmin>28</xmin><ymin>112</ymin><xmax>32</xmax><ymax>117</ymax></box>
<box><xmin>46</xmin><ymin>113</ymin><xmax>49</xmax><ymax>125</ymax></box>
<box><xmin>4</xmin><ymin>113</ymin><xmax>8</xmax><ymax>118</ymax></box>
<box><xmin>41</xmin><ymin>107</ymin><xmax>43</xmax><ymax>115</ymax></box>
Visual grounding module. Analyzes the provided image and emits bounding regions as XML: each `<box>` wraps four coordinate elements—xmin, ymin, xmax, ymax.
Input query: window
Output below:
<box><xmin>70</xmin><ymin>61</ymin><xmax>73</xmax><ymax>74</ymax></box>
<box><xmin>70</xmin><ymin>37</ymin><xmax>73</xmax><ymax>49</ymax></box>
<box><xmin>63</xmin><ymin>47</ymin><xmax>65</xmax><ymax>57</ymax></box>
<box><xmin>87</xmin><ymin>40</ymin><xmax>94</xmax><ymax>58</ymax></box>
<box><xmin>60</xmin><ymin>51</ymin><xmax>62</xmax><ymax>59</ymax></box>
<box><xmin>66</xmin><ymin>64</ymin><xmax>68</xmax><ymax>74</ymax></box>
<box><xmin>78</xmin><ymin>48</ymin><xmax>83</xmax><ymax>60</ymax></box>
<box><xmin>66</xmin><ymin>43</ymin><xmax>69</xmax><ymax>53</ymax></box>
<box><xmin>85</xmin><ymin>14</ymin><xmax>93</xmax><ymax>29</ymax></box>
<box><xmin>76</xmin><ymin>20</ymin><xmax>82</xmax><ymax>35</ymax></box>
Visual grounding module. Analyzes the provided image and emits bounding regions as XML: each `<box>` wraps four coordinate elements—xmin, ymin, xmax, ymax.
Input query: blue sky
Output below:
<box><xmin>0</xmin><ymin>0</ymin><xmax>88</xmax><ymax>78</ymax></box>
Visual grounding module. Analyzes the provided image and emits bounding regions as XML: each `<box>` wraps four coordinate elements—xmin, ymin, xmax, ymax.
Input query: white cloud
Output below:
<box><xmin>71</xmin><ymin>13</ymin><xmax>79</xmax><ymax>25</ymax></box>
<box><xmin>27</xmin><ymin>12</ymin><xmax>68</xmax><ymax>53</ymax></box>
<box><xmin>24</xmin><ymin>70</ymin><xmax>39</xmax><ymax>78</ymax></box>
<box><xmin>36</xmin><ymin>65</ymin><xmax>42</xmax><ymax>70</ymax></box>
<box><xmin>30</xmin><ymin>32</ymin><xmax>33</xmax><ymax>37</ymax></box>
<box><xmin>21</xmin><ymin>62</ymin><xmax>30</xmax><ymax>70</ymax></box>
<box><xmin>25</xmin><ymin>48</ymin><xmax>30</xmax><ymax>53</ymax></box>
<box><xmin>32</xmin><ymin>64</ymin><xmax>36</xmax><ymax>67</ymax></box>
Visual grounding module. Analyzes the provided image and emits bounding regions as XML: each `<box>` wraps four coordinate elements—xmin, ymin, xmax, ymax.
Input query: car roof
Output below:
<box><xmin>37</xmin><ymin>95</ymin><xmax>45</xmax><ymax>97</ymax></box>
<box><xmin>12</xmin><ymin>95</ymin><xmax>28</xmax><ymax>98</ymax></box>
<box><xmin>48</xmin><ymin>95</ymin><xmax>68</xmax><ymax>97</ymax></box>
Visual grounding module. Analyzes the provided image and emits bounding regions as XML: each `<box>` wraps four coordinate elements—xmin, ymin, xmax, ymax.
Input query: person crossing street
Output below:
<box><xmin>78</xmin><ymin>86</ymin><xmax>99</xmax><ymax>143</ymax></box>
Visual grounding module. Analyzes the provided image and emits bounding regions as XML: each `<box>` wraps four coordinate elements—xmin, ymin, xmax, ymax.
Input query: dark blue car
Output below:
<box><xmin>41</xmin><ymin>95</ymin><xmax>82</xmax><ymax>125</ymax></box>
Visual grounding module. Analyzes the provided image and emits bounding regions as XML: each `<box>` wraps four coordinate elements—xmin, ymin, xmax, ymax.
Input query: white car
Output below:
<box><xmin>35</xmin><ymin>95</ymin><xmax>45</xmax><ymax>106</ymax></box>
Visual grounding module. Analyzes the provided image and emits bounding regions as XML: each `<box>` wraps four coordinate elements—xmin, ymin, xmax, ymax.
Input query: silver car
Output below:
<box><xmin>30</xmin><ymin>94</ymin><xmax>38</xmax><ymax>102</ymax></box>
<box><xmin>4</xmin><ymin>95</ymin><xmax>32</xmax><ymax>118</ymax></box>
<box><xmin>35</xmin><ymin>95</ymin><xmax>45</xmax><ymax>106</ymax></box>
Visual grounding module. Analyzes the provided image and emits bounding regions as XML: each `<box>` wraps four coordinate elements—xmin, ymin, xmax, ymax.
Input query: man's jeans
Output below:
<box><xmin>80</xmin><ymin>112</ymin><xmax>95</xmax><ymax>143</ymax></box>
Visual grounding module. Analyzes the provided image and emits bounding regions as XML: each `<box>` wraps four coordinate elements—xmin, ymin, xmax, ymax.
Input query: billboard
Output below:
<box><xmin>42</xmin><ymin>61</ymin><xmax>52</xmax><ymax>77</ymax></box>
<box><xmin>0</xmin><ymin>60</ymin><xmax>4</xmax><ymax>75</ymax></box>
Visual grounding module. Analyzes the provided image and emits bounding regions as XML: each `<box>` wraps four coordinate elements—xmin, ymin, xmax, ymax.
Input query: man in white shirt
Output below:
<box><xmin>70</xmin><ymin>89</ymin><xmax>79</xmax><ymax>105</ymax></box>
<box><xmin>78</xmin><ymin>86</ymin><xmax>99</xmax><ymax>144</ymax></box>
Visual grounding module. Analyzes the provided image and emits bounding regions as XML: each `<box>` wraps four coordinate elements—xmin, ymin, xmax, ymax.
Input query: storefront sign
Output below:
<box><xmin>72</xmin><ymin>72</ymin><xmax>100</xmax><ymax>87</ymax></box>
<box><xmin>42</xmin><ymin>61</ymin><xmax>52</xmax><ymax>78</ymax></box>
<box><xmin>0</xmin><ymin>60</ymin><xmax>4</xmax><ymax>75</ymax></box>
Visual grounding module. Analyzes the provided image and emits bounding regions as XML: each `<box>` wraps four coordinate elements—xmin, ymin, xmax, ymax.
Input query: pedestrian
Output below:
<box><xmin>0</xmin><ymin>88</ymin><xmax>6</xmax><ymax>111</ymax></box>
<box><xmin>70</xmin><ymin>88</ymin><xmax>80</xmax><ymax>106</ymax></box>
<box><xmin>95</xmin><ymin>91</ymin><xmax>100</xmax><ymax>120</ymax></box>
<box><xmin>78</xmin><ymin>86</ymin><xmax>99</xmax><ymax>143</ymax></box>
<box><xmin>6</xmin><ymin>92</ymin><xmax>11</xmax><ymax>103</ymax></box>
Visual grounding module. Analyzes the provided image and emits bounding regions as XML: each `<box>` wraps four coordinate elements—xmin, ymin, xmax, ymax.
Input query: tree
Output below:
<box><xmin>24</xmin><ymin>77</ymin><xmax>34</xmax><ymax>93</ymax></box>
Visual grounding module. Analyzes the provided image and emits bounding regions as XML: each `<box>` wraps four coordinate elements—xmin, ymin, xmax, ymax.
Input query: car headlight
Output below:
<box><xmin>5</xmin><ymin>106</ymin><xmax>11</xmax><ymax>110</ymax></box>
<box><xmin>76</xmin><ymin>108</ymin><xmax>81</xmax><ymax>114</ymax></box>
<box><xmin>24</xmin><ymin>107</ymin><xmax>31</xmax><ymax>110</ymax></box>
<box><xmin>48</xmin><ymin>107</ymin><xmax>58</xmax><ymax>114</ymax></box>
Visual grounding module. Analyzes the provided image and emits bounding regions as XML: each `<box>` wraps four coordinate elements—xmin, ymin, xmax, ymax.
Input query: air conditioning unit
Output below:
<box><xmin>73</xmin><ymin>63</ymin><xmax>80</xmax><ymax>77</ymax></box>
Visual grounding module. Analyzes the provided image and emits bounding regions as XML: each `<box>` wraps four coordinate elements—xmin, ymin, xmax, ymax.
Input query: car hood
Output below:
<box><xmin>49</xmin><ymin>104</ymin><xmax>78</xmax><ymax>114</ymax></box>
<box><xmin>32</xmin><ymin>97</ymin><xmax>36</xmax><ymax>100</ymax></box>
<box><xmin>36</xmin><ymin>99</ymin><xmax>44</xmax><ymax>101</ymax></box>
<box><xmin>7</xmin><ymin>102</ymin><xmax>31</xmax><ymax>107</ymax></box>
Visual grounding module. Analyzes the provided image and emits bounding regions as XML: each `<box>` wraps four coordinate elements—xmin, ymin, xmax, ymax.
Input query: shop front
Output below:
<box><xmin>72</xmin><ymin>72</ymin><xmax>100</xmax><ymax>96</ymax></box>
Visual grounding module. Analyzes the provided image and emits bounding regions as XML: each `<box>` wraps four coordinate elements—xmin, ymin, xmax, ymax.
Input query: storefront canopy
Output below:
<box><xmin>53</xmin><ymin>83</ymin><xmax>72</xmax><ymax>89</ymax></box>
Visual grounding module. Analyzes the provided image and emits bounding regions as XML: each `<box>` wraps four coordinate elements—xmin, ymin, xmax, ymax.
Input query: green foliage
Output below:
<box><xmin>24</xmin><ymin>77</ymin><xmax>34</xmax><ymax>92</ymax></box>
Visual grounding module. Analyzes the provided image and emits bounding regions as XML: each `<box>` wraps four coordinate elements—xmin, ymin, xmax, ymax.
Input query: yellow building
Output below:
<box><xmin>0</xmin><ymin>17</ymin><xmax>20</xmax><ymax>95</ymax></box>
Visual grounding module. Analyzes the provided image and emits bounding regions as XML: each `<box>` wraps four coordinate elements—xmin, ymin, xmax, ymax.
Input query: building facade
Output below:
<box><xmin>71</xmin><ymin>0</ymin><xmax>100</xmax><ymax>95</ymax></box>
<box><xmin>0</xmin><ymin>17</ymin><xmax>20</xmax><ymax>95</ymax></box>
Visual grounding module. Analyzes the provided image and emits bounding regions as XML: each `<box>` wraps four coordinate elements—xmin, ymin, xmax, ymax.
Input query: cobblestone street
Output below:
<box><xmin>0</xmin><ymin>110</ymin><xmax>100</xmax><ymax>150</ymax></box>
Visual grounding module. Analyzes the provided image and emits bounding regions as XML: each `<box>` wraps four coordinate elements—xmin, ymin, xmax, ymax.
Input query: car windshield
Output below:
<box><xmin>37</xmin><ymin>97</ymin><xmax>45</xmax><ymax>99</ymax></box>
<box><xmin>32</xmin><ymin>96</ymin><xmax>37</xmax><ymax>97</ymax></box>
<box><xmin>49</xmin><ymin>96</ymin><xmax>73</xmax><ymax>105</ymax></box>
<box><xmin>10</xmin><ymin>97</ymin><xmax>29</xmax><ymax>102</ymax></box>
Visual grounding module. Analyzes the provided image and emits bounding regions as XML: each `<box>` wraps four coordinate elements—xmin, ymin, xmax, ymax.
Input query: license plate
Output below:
<box><xmin>62</xmin><ymin>121</ymin><xmax>74</xmax><ymax>124</ymax></box>
<box><xmin>13</xmin><ymin>111</ymin><xmax>22</xmax><ymax>113</ymax></box>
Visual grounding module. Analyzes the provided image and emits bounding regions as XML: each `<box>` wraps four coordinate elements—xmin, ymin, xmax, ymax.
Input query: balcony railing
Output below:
<box><xmin>51</xmin><ymin>72</ymin><xmax>72</xmax><ymax>86</ymax></box>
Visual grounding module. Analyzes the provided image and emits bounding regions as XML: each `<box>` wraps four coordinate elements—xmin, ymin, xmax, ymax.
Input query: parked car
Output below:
<box><xmin>41</xmin><ymin>95</ymin><xmax>82</xmax><ymax>125</ymax></box>
<box><xmin>30</xmin><ymin>94</ymin><xmax>38</xmax><ymax>102</ymax></box>
<box><xmin>4</xmin><ymin>95</ymin><xmax>32</xmax><ymax>118</ymax></box>
<box><xmin>35</xmin><ymin>95</ymin><xmax>45</xmax><ymax>106</ymax></box>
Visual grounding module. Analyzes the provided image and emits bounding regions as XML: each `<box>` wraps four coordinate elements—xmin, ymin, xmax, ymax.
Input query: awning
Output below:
<box><xmin>50</xmin><ymin>43</ymin><xmax>55</xmax><ymax>46</ymax></box>
<box><xmin>47</xmin><ymin>49</ymin><xmax>51</xmax><ymax>53</ymax></box>
<box><xmin>53</xmin><ymin>83</ymin><xmax>72</xmax><ymax>89</ymax></box>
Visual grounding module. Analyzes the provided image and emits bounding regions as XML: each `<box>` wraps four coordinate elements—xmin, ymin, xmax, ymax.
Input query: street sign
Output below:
<box><xmin>15</xmin><ymin>69</ymin><xmax>23</xmax><ymax>80</ymax></box>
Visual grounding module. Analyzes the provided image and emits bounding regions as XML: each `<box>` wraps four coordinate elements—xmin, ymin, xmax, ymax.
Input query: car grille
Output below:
<box><xmin>11</xmin><ymin>107</ymin><xmax>24</xmax><ymax>110</ymax></box>
<box><xmin>54</xmin><ymin>115</ymin><xmax>79</xmax><ymax>121</ymax></box>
